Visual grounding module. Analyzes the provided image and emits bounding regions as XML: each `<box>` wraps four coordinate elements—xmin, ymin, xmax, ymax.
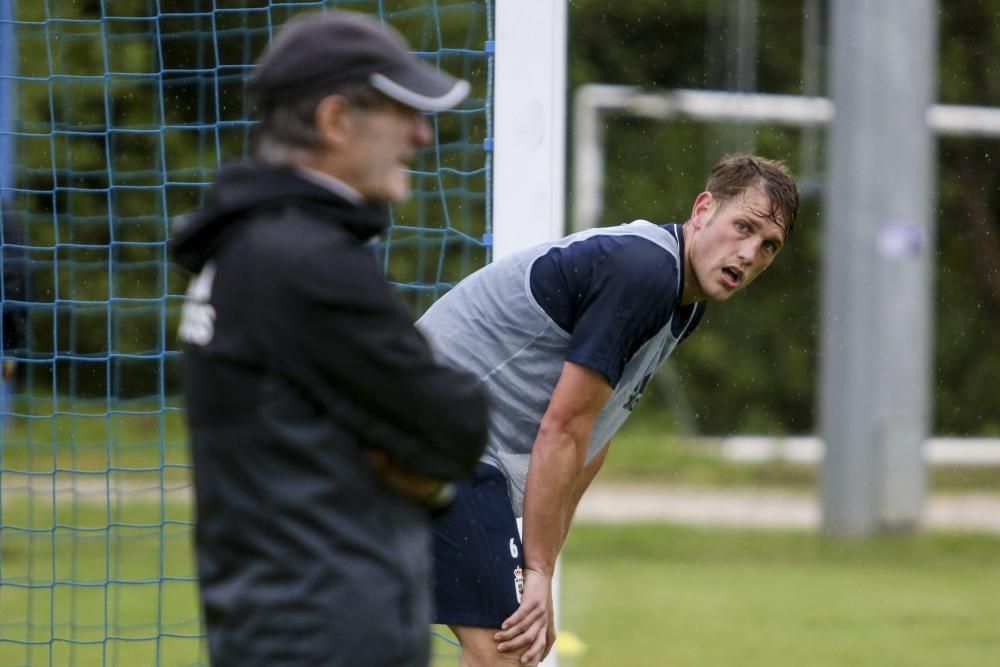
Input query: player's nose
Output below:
<box><xmin>736</xmin><ymin>237</ymin><xmax>761</xmax><ymax>264</ymax></box>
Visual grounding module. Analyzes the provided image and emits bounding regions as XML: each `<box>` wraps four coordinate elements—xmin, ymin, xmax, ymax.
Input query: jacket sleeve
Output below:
<box><xmin>254</xmin><ymin>231</ymin><xmax>489</xmax><ymax>481</ymax></box>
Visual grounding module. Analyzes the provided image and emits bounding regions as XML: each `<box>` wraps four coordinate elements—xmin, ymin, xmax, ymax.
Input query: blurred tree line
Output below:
<box><xmin>567</xmin><ymin>0</ymin><xmax>1000</xmax><ymax>437</ymax></box>
<box><xmin>4</xmin><ymin>0</ymin><xmax>997</xmax><ymax>436</ymax></box>
<box><xmin>7</xmin><ymin>0</ymin><xmax>489</xmax><ymax>401</ymax></box>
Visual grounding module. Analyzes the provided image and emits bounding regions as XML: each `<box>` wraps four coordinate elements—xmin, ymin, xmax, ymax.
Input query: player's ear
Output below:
<box><xmin>689</xmin><ymin>191</ymin><xmax>715</xmax><ymax>229</ymax></box>
<box><xmin>314</xmin><ymin>94</ymin><xmax>353</xmax><ymax>148</ymax></box>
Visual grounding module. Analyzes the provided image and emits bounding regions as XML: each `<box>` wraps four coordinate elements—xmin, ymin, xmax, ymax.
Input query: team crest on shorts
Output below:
<box><xmin>513</xmin><ymin>565</ymin><xmax>524</xmax><ymax>603</ymax></box>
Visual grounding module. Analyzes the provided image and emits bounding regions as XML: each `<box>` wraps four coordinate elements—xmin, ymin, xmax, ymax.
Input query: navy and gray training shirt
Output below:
<box><xmin>417</xmin><ymin>221</ymin><xmax>704</xmax><ymax>516</ymax></box>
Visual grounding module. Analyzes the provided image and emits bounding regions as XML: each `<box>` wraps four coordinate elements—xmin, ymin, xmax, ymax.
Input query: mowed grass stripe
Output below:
<box><xmin>559</xmin><ymin>522</ymin><xmax>1000</xmax><ymax>667</ymax></box>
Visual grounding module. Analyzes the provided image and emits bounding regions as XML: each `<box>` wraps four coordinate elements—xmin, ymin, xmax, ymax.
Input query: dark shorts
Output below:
<box><xmin>432</xmin><ymin>463</ymin><xmax>525</xmax><ymax>629</ymax></box>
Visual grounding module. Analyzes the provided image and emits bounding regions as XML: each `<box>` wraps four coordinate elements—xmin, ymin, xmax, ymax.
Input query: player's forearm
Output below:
<box><xmin>520</xmin><ymin>426</ymin><xmax>587</xmax><ymax>576</ymax></box>
<box><xmin>520</xmin><ymin>361</ymin><xmax>611</xmax><ymax>576</ymax></box>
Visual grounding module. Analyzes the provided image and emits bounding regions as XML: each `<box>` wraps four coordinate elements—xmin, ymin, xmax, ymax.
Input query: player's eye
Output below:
<box><xmin>735</xmin><ymin>221</ymin><xmax>749</xmax><ymax>233</ymax></box>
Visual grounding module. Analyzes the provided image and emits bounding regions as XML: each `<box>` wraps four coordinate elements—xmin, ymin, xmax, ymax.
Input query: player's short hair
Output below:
<box><xmin>705</xmin><ymin>154</ymin><xmax>800</xmax><ymax>236</ymax></box>
<box><xmin>251</xmin><ymin>82</ymin><xmax>388</xmax><ymax>163</ymax></box>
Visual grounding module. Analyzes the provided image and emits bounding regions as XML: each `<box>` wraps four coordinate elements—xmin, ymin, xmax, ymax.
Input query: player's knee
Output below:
<box><xmin>460</xmin><ymin>649</ymin><xmax>529</xmax><ymax>667</ymax></box>
<box><xmin>451</xmin><ymin>625</ymin><xmax>527</xmax><ymax>667</ymax></box>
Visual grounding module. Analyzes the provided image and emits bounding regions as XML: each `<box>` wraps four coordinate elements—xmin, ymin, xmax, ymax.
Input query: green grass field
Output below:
<box><xmin>599</xmin><ymin>409</ymin><xmax>1000</xmax><ymax>493</ymax></box>
<box><xmin>5</xmin><ymin>496</ymin><xmax>1000</xmax><ymax>666</ymax></box>
<box><xmin>557</xmin><ymin>523</ymin><xmax>1000</xmax><ymax>667</ymax></box>
<box><xmin>0</xmin><ymin>498</ymin><xmax>203</xmax><ymax>666</ymax></box>
<box><xmin>3</xmin><ymin>396</ymin><xmax>997</xmax><ymax>493</ymax></box>
<box><xmin>3</xmin><ymin>400</ymin><xmax>1000</xmax><ymax>665</ymax></box>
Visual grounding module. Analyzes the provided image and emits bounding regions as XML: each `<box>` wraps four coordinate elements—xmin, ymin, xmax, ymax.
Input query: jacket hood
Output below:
<box><xmin>169</xmin><ymin>161</ymin><xmax>389</xmax><ymax>272</ymax></box>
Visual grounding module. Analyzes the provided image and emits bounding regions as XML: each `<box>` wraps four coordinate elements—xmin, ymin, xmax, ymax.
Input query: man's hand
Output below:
<box><xmin>2</xmin><ymin>359</ymin><xmax>16</xmax><ymax>381</ymax></box>
<box><xmin>365</xmin><ymin>450</ymin><xmax>455</xmax><ymax>510</ymax></box>
<box><xmin>494</xmin><ymin>567</ymin><xmax>555</xmax><ymax>665</ymax></box>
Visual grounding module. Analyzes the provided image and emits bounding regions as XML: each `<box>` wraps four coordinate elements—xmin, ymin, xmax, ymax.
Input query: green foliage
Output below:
<box><xmin>7</xmin><ymin>1</ymin><xmax>489</xmax><ymax>400</ymax></box>
<box><xmin>567</xmin><ymin>0</ymin><xmax>1000</xmax><ymax>436</ymax></box>
<box><xmin>6</xmin><ymin>2</ymin><xmax>999</xmax><ymax>432</ymax></box>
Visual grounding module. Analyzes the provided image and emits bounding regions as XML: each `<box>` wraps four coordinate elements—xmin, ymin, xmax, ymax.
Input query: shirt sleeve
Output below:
<box><xmin>529</xmin><ymin>233</ymin><xmax>680</xmax><ymax>387</ymax></box>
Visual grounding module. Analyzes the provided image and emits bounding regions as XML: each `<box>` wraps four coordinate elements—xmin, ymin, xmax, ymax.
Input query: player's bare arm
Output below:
<box><xmin>495</xmin><ymin>362</ymin><xmax>612</xmax><ymax>664</ymax></box>
<box><xmin>525</xmin><ymin>440</ymin><xmax>609</xmax><ymax>664</ymax></box>
<box><xmin>501</xmin><ymin>441</ymin><xmax>608</xmax><ymax>665</ymax></box>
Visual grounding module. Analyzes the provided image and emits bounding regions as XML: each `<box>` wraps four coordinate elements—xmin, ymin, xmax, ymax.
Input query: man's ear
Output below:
<box><xmin>689</xmin><ymin>191</ymin><xmax>715</xmax><ymax>229</ymax></box>
<box><xmin>313</xmin><ymin>94</ymin><xmax>352</xmax><ymax>149</ymax></box>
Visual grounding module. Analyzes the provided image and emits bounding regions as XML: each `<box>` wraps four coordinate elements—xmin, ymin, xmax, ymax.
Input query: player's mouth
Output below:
<box><xmin>721</xmin><ymin>266</ymin><xmax>743</xmax><ymax>289</ymax></box>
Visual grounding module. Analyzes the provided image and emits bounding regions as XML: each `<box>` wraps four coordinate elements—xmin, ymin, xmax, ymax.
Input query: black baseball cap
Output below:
<box><xmin>248</xmin><ymin>11</ymin><xmax>470</xmax><ymax>112</ymax></box>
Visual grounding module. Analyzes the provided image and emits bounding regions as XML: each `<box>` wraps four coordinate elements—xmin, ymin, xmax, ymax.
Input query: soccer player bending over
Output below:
<box><xmin>418</xmin><ymin>154</ymin><xmax>799</xmax><ymax>666</ymax></box>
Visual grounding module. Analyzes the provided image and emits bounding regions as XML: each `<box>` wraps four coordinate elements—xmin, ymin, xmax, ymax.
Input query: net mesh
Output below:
<box><xmin>0</xmin><ymin>1</ymin><xmax>491</xmax><ymax>664</ymax></box>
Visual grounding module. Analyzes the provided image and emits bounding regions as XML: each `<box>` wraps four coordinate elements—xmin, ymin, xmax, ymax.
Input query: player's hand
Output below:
<box><xmin>544</xmin><ymin>602</ymin><xmax>557</xmax><ymax>661</ymax></box>
<box><xmin>494</xmin><ymin>567</ymin><xmax>554</xmax><ymax>665</ymax></box>
<box><xmin>2</xmin><ymin>359</ymin><xmax>16</xmax><ymax>381</ymax></box>
<box><xmin>365</xmin><ymin>450</ymin><xmax>455</xmax><ymax>510</ymax></box>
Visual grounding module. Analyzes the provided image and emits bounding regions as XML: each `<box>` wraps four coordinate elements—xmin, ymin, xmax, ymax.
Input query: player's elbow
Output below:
<box><xmin>535</xmin><ymin>413</ymin><xmax>591</xmax><ymax>463</ymax></box>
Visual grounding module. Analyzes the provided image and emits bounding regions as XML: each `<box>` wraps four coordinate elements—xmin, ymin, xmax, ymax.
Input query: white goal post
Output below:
<box><xmin>493</xmin><ymin>1</ymin><xmax>567</xmax><ymax>257</ymax></box>
<box><xmin>572</xmin><ymin>84</ymin><xmax>1000</xmax><ymax>233</ymax></box>
<box><xmin>494</xmin><ymin>1</ymin><xmax>568</xmax><ymax>666</ymax></box>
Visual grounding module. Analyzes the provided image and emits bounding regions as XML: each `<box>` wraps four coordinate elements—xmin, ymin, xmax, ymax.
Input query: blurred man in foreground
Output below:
<box><xmin>171</xmin><ymin>12</ymin><xmax>488</xmax><ymax>666</ymax></box>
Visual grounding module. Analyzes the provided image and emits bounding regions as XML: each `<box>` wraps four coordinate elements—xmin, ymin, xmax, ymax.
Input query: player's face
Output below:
<box><xmin>338</xmin><ymin>100</ymin><xmax>432</xmax><ymax>203</ymax></box>
<box><xmin>683</xmin><ymin>186</ymin><xmax>787</xmax><ymax>304</ymax></box>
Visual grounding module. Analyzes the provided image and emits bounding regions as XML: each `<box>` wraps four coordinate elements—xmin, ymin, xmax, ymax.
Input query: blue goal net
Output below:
<box><xmin>0</xmin><ymin>1</ymin><xmax>491</xmax><ymax>665</ymax></box>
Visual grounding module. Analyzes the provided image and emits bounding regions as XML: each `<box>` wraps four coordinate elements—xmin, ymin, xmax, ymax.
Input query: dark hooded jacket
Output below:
<box><xmin>170</xmin><ymin>162</ymin><xmax>488</xmax><ymax>666</ymax></box>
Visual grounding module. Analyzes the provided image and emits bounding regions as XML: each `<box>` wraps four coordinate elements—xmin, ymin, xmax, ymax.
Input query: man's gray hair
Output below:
<box><xmin>252</xmin><ymin>83</ymin><xmax>387</xmax><ymax>163</ymax></box>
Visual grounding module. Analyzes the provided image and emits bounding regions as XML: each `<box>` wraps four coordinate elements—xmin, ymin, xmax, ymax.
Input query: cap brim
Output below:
<box><xmin>370</xmin><ymin>64</ymin><xmax>470</xmax><ymax>112</ymax></box>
